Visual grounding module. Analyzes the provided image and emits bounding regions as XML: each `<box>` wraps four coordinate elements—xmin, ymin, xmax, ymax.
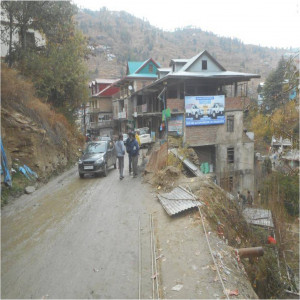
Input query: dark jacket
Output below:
<box><xmin>129</xmin><ymin>139</ymin><xmax>139</xmax><ymax>156</ymax></box>
<box><xmin>125</xmin><ymin>137</ymin><xmax>131</xmax><ymax>154</ymax></box>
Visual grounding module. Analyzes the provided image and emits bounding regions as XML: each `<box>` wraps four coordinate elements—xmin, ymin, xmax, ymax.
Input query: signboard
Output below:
<box><xmin>168</xmin><ymin>115</ymin><xmax>183</xmax><ymax>135</ymax></box>
<box><xmin>185</xmin><ymin>95</ymin><xmax>225</xmax><ymax>126</ymax></box>
<box><xmin>162</xmin><ymin>108</ymin><xmax>171</xmax><ymax>121</ymax></box>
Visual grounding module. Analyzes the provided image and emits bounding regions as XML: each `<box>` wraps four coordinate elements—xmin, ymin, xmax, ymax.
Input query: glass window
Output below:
<box><xmin>85</xmin><ymin>142</ymin><xmax>107</xmax><ymax>154</ymax></box>
<box><xmin>202</xmin><ymin>60</ymin><xmax>207</xmax><ymax>70</ymax></box>
<box><xmin>227</xmin><ymin>147</ymin><xmax>234</xmax><ymax>163</ymax></box>
<box><xmin>227</xmin><ymin>115</ymin><xmax>234</xmax><ymax>132</ymax></box>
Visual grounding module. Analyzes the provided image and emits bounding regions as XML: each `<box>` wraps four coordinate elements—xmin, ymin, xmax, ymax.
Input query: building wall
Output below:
<box><xmin>185</xmin><ymin>109</ymin><xmax>254</xmax><ymax>193</ymax></box>
<box><xmin>186</xmin><ymin>111</ymin><xmax>243</xmax><ymax>146</ymax></box>
<box><xmin>167</xmin><ymin>98</ymin><xmax>184</xmax><ymax>112</ymax></box>
<box><xmin>188</xmin><ymin>54</ymin><xmax>222</xmax><ymax>72</ymax></box>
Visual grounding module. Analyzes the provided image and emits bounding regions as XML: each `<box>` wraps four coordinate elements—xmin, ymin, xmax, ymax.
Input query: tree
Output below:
<box><xmin>262</xmin><ymin>57</ymin><xmax>286</xmax><ymax>112</ymax></box>
<box><xmin>23</xmin><ymin>28</ymin><xmax>89</xmax><ymax>117</ymax></box>
<box><xmin>1</xmin><ymin>1</ymin><xmax>89</xmax><ymax>120</ymax></box>
<box><xmin>0</xmin><ymin>1</ymin><xmax>18</xmax><ymax>66</ymax></box>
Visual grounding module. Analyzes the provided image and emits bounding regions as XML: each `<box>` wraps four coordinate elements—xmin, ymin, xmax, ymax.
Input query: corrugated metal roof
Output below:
<box><xmin>170</xmin><ymin>149</ymin><xmax>203</xmax><ymax>177</ymax></box>
<box><xmin>169</xmin><ymin>70</ymin><xmax>260</xmax><ymax>79</ymax></box>
<box><xmin>127</xmin><ymin>61</ymin><xmax>146</xmax><ymax>75</ymax></box>
<box><xmin>243</xmin><ymin>208</ymin><xmax>274</xmax><ymax>228</ymax></box>
<box><xmin>157</xmin><ymin>186</ymin><xmax>202</xmax><ymax>216</ymax></box>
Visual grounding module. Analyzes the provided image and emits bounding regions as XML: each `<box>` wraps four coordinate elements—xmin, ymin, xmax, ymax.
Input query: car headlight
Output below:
<box><xmin>95</xmin><ymin>157</ymin><xmax>104</xmax><ymax>164</ymax></box>
<box><xmin>78</xmin><ymin>159</ymin><xmax>83</xmax><ymax>164</ymax></box>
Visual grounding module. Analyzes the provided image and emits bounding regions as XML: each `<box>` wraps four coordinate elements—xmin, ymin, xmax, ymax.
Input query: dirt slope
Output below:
<box><xmin>1</xmin><ymin>65</ymin><xmax>83</xmax><ymax>188</ymax></box>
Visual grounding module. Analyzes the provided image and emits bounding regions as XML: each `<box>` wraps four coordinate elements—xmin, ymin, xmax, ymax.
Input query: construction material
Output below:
<box><xmin>145</xmin><ymin>143</ymin><xmax>168</xmax><ymax>173</ymax></box>
<box><xmin>150</xmin><ymin>214</ymin><xmax>159</xmax><ymax>299</ymax></box>
<box><xmin>242</xmin><ymin>207</ymin><xmax>274</xmax><ymax>228</ymax></box>
<box><xmin>198</xmin><ymin>206</ymin><xmax>229</xmax><ymax>300</ymax></box>
<box><xmin>236</xmin><ymin>247</ymin><xmax>264</xmax><ymax>258</ymax></box>
<box><xmin>138</xmin><ymin>217</ymin><xmax>141</xmax><ymax>300</ymax></box>
<box><xmin>157</xmin><ymin>186</ymin><xmax>201</xmax><ymax>216</ymax></box>
<box><xmin>170</xmin><ymin>148</ymin><xmax>203</xmax><ymax>177</ymax></box>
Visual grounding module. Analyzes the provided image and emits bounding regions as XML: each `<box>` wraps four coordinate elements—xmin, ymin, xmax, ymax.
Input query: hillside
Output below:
<box><xmin>1</xmin><ymin>64</ymin><xmax>84</xmax><ymax>203</ymax></box>
<box><xmin>76</xmin><ymin>8</ymin><xmax>286</xmax><ymax>92</ymax></box>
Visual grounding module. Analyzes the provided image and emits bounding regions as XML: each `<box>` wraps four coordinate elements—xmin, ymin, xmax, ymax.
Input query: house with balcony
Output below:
<box><xmin>87</xmin><ymin>79</ymin><xmax>120</xmax><ymax>137</ymax></box>
<box><xmin>130</xmin><ymin>50</ymin><xmax>260</xmax><ymax>193</ymax></box>
<box><xmin>111</xmin><ymin>58</ymin><xmax>160</xmax><ymax>133</ymax></box>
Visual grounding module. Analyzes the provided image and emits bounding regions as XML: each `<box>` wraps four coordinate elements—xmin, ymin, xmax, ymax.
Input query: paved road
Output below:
<box><xmin>1</xmin><ymin>155</ymin><xmax>154</xmax><ymax>299</ymax></box>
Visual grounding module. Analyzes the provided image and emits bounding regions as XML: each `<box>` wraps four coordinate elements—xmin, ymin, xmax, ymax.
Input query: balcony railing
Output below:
<box><xmin>88</xmin><ymin>107</ymin><xmax>113</xmax><ymax>114</ymax></box>
<box><xmin>89</xmin><ymin>120</ymin><xmax>113</xmax><ymax>129</ymax></box>
<box><xmin>136</xmin><ymin>104</ymin><xmax>148</xmax><ymax>113</ymax></box>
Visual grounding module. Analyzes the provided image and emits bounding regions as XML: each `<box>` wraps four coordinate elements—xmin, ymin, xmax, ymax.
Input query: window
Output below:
<box><xmin>227</xmin><ymin>147</ymin><xmax>234</xmax><ymax>163</ymax></box>
<box><xmin>202</xmin><ymin>60</ymin><xmax>207</xmax><ymax>70</ymax></box>
<box><xmin>149</xmin><ymin>64</ymin><xmax>153</xmax><ymax>73</ymax></box>
<box><xmin>227</xmin><ymin>115</ymin><xmax>234</xmax><ymax>132</ymax></box>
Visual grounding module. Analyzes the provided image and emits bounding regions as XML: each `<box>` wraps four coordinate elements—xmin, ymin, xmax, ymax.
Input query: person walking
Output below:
<box><xmin>115</xmin><ymin>134</ymin><xmax>125</xmax><ymax>180</ymax></box>
<box><xmin>124</xmin><ymin>131</ymin><xmax>132</xmax><ymax>174</ymax></box>
<box><xmin>130</xmin><ymin>132</ymin><xmax>139</xmax><ymax>178</ymax></box>
<box><xmin>247</xmin><ymin>190</ymin><xmax>253</xmax><ymax>206</ymax></box>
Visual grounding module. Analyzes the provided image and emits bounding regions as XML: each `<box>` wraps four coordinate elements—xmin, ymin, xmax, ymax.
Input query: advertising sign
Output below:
<box><xmin>168</xmin><ymin>115</ymin><xmax>183</xmax><ymax>135</ymax></box>
<box><xmin>185</xmin><ymin>95</ymin><xmax>225</xmax><ymax>126</ymax></box>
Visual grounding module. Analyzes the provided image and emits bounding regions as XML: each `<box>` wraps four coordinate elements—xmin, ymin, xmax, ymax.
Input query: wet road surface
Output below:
<box><xmin>1</xmin><ymin>155</ymin><xmax>154</xmax><ymax>299</ymax></box>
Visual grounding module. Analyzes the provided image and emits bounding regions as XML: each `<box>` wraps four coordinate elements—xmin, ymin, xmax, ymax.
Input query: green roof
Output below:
<box><xmin>127</xmin><ymin>61</ymin><xmax>146</xmax><ymax>75</ymax></box>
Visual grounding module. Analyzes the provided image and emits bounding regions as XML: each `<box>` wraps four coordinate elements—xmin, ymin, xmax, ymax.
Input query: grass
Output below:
<box><xmin>1</xmin><ymin>172</ymin><xmax>34</xmax><ymax>207</ymax></box>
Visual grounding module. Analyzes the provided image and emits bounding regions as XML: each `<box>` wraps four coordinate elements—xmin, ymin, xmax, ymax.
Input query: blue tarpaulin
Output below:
<box><xmin>1</xmin><ymin>137</ymin><xmax>12</xmax><ymax>187</ymax></box>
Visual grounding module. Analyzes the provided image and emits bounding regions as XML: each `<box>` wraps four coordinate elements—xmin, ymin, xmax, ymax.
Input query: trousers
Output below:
<box><xmin>118</xmin><ymin>156</ymin><xmax>124</xmax><ymax>177</ymax></box>
<box><xmin>132</xmin><ymin>155</ymin><xmax>138</xmax><ymax>176</ymax></box>
<box><xmin>128</xmin><ymin>154</ymin><xmax>132</xmax><ymax>173</ymax></box>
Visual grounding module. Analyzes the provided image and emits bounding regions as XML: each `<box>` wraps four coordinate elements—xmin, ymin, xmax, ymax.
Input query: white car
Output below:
<box><xmin>136</xmin><ymin>127</ymin><xmax>152</xmax><ymax>147</ymax></box>
<box><xmin>186</xmin><ymin>104</ymin><xmax>203</xmax><ymax>119</ymax></box>
<box><xmin>209</xmin><ymin>103</ymin><xmax>224</xmax><ymax>118</ymax></box>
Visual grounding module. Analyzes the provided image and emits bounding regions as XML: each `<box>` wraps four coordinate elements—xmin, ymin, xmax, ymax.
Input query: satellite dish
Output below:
<box><xmin>128</xmin><ymin>85</ymin><xmax>133</xmax><ymax>91</ymax></box>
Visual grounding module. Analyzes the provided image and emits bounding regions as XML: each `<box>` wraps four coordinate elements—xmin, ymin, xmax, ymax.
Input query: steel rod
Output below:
<box><xmin>150</xmin><ymin>214</ymin><xmax>155</xmax><ymax>299</ymax></box>
<box><xmin>138</xmin><ymin>217</ymin><xmax>141</xmax><ymax>300</ymax></box>
<box><xmin>198</xmin><ymin>206</ymin><xmax>229</xmax><ymax>300</ymax></box>
<box><xmin>151</xmin><ymin>214</ymin><xmax>160</xmax><ymax>300</ymax></box>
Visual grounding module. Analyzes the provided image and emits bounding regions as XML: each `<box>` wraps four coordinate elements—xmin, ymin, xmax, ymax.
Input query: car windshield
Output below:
<box><xmin>85</xmin><ymin>142</ymin><xmax>106</xmax><ymax>154</ymax></box>
<box><xmin>138</xmin><ymin>128</ymin><xmax>149</xmax><ymax>135</ymax></box>
<box><xmin>100</xmin><ymin>136</ymin><xmax>110</xmax><ymax>141</ymax></box>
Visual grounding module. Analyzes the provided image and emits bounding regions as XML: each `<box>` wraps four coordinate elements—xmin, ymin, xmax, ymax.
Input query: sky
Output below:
<box><xmin>72</xmin><ymin>0</ymin><xmax>300</xmax><ymax>49</ymax></box>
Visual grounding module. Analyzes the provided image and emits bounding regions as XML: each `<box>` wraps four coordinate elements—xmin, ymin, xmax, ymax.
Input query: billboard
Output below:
<box><xmin>185</xmin><ymin>95</ymin><xmax>225</xmax><ymax>126</ymax></box>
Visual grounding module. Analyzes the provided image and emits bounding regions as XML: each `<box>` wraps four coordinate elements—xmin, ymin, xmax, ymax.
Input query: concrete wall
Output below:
<box><xmin>186</xmin><ymin>111</ymin><xmax>243</xmax><ymax>146</ymax></box>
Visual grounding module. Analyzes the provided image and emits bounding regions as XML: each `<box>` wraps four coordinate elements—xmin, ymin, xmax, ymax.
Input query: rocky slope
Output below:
<box><xmin>1</xmin><ymin>64</ymin><xmax>84</xmax><ymax>192</ymax></box>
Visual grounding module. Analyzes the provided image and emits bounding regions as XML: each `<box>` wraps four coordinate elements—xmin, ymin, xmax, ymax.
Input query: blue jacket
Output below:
<box><xmin>129</xmin><ymin>139</ymin><xmax>139</xmax><ymax>156</ymax></box>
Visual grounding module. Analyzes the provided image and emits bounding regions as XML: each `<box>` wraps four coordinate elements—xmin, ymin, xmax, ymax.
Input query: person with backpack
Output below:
<box><xmin>129</xmin><ymin>132</ymin><xmax>139</xmax><ymax>178</ymax></box>
<box><xmin>124</xmin><ymin>131</ymin><xmax>132</xmax><ymax>174</ymax></box>
<box><xmin>115</xmin><ymin>134</ymin><xmax>126</xmax><ymax>180</ymax></box>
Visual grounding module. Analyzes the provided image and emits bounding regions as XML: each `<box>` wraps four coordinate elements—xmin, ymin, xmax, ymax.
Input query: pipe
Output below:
<box><xmin>235</xmin><ymin>247</ymin><xmax>264</xmax><ymax>258</ymax></box>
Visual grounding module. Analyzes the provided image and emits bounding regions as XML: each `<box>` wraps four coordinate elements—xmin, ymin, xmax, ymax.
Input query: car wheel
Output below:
<box><xmin>103</xmin><ymin>163</ymin><xmax>108</xmax><ymax>177</ymax></box>
<box><xmin>79</xmin><ymin>173</ymin><xmax>84</xmax><ymax>179</ymax></box>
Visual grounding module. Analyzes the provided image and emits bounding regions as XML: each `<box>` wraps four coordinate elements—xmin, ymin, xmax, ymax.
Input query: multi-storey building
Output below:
<box><xmin>112</xmin><ymin>58</ymin><xmax>160</xmax><ymax>133</ymax></box>
<box><xmin>129</xmin><ymin>50</ymin><xmax>260</xmax><ymax>193</ymax></box>
<box><xmin>87</xmin><ymin>79</ymin><xmax>120</xmax><ymax>137</ymax></box>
